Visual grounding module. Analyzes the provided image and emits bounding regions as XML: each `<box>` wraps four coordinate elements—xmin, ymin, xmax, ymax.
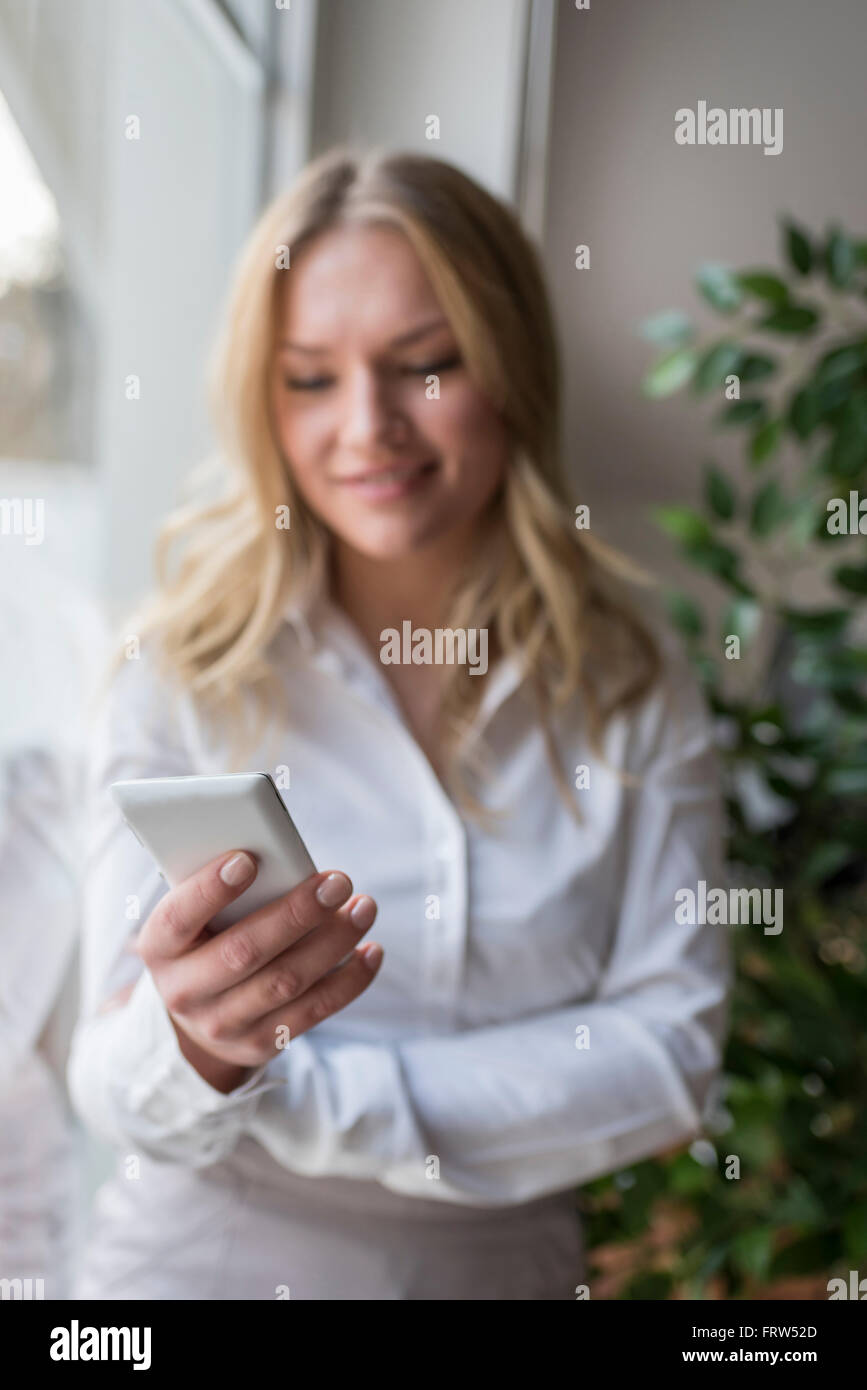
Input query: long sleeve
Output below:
<box><xmin>240</xmin><ymin>661</ymin><xmax>731</xmax><ymax>1205</ymax></box>
<box><xmin>67</xmin><ymin>656</ymin><xmax>278</xmax><ymax>1164</ymax></box>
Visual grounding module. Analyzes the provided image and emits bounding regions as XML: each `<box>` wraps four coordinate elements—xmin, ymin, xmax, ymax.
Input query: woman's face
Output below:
<box><xmin>269</xmin><ymin>222</ymin><xmax>511</xmax><ymax>561</ymax></box>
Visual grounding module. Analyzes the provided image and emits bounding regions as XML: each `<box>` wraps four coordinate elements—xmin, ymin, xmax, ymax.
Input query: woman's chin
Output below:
<box><xmin>329</xmin><ymin>516</ymin><xmax>456</xmax><ymax>563</ymax></box>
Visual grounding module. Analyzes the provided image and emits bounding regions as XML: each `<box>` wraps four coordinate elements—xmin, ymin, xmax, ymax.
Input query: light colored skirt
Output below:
<box><xmin>73</xmin><ymin>1135</ymin><xmax>586</xmax><ymax>1301</ymax></box>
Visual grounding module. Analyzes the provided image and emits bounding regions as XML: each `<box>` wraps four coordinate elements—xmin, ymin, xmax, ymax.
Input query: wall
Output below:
<box><xmin>544</xmin><ymin>0</ymin><xmax>867</xmax><ymax>604</ymax></box>
<box><xmin>311</xmin><ymin>0</ymin><xmax>530</xmax><ymax>201</ymax></box>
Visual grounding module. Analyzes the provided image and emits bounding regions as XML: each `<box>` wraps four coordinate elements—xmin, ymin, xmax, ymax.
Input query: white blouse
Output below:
<box><xmin>68</xmin><ymin>578</ymin><xmax>731</xmax><ymax>1218</ymax></box>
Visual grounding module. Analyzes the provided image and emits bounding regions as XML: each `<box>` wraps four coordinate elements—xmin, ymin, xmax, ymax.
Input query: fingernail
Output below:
<box><xmin>350</xmin><ymin>895</ymin><xmax>377</xmax><ymax>930</ymax></box>
<box><xmin>360</xmin><ymin>942</ymin><xmax>383</xmax><ymax>971</ymax></box>
<box><xmin>316</xmin><ymin>872</ymin><xmax>352</xmax><ymax>908</ymax></box>
<box><xmin>220</xmin><ymin>852</ymin><xmax>256</xmax><ymax>886</ymax></box>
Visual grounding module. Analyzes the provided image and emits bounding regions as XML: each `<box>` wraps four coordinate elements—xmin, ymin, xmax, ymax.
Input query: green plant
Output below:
<box><xmin>580</xmin><ymin>218</ymin><xmax>867</xmax><ymax>1299</ymax></box>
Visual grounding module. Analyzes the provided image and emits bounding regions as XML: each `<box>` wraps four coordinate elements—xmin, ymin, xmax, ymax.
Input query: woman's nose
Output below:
<box><xmin>338</xmin><ymin>367</ymin><xmax>410</xmax><ymax>450</ymax></box>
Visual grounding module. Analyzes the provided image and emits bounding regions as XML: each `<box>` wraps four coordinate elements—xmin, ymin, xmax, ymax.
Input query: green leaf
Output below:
<box><xmin>823</xmin><ymin>396</ymin><xmax>867</xmax><ymax>480</ymax></box>
<box><xmin>787</xmin><ymin>495</ymin><xmax>821</xmax><ymax>547</ymax></box>
<box><xmin>693</xmin><ymin>341</ymin><xmax>742</xmax><ymax>395</ymax></box>
<box><xmin>769</xmin><ymin>1231</ymin><xmax>839</xmax><ymax>1278</ymax></box>
<box><xmin>825</xmin><ymin>227</ymin><xmax>857</xmax><ymax>289</ymax></box>
<box><xmin>685</xmin><ymin>536</ymin><xmax>744</xmax><ymax>585</ymax></box>
<box><xmin>826</xmin><ymin>766</ymin><xmax>867</xmax><ymax>795</ymax></box>
<box><xmin>723</xmin><ymin>597</ymin><xmax>762</xmax><ymax>646</ymax></box>
<box><xmin>750</xmin><ymin>479</ymin><xmax>788</xmax><ymax>535</ymax></box>
<box><xmin>732</xmin><ymin>1120</ymin><xmax>782</xmax><ymax>1167</ymax></box>
<box><xmin>690</xmin><ymin>650</ymin><xmax>718</xmax><ymax>687</ymax></box>
<box><xmin>843</xmin><ymin>1206</ymin><xmax>867</xmax><ymax>1261</ymax></box>
<box><xmin>730</xmin><ymin>1227</ymin><xmax>775</xmax><ymax>1281</ymax></box>
<box><xmin>694</xmin><ymin>1244</ymin><xmax>730</xmax><ymax>1285</ymax></box>
<box><xmin>834</xmin><ymin>562</ymin><xmax>867</xmax><ymax>594</ymax></box>
<box><xmin>717</xmin><ymin>399</ymin><xmax>767</xmax><ymax>428</ymax></box>
<box><xmin>827</xmin><ymin>426</ymin><xmax>867</xmax><ymax>479</ymax></box>
<box><xmin>750</xmin><ymin>418</ymin><xmax>783</xmax><ymax>466</ymax></box>
<box><xmin>783</xmin><ymin>607</ymin><xmax>850</xmax><ymax>638</ymax></box>
<box><xmin>816</xmin><ymin>376</ymin><xmax>854</xmax><ymax>418</ymax></box>
<box><xmin>747</xmin><ymin>704</ymin><xmax>785</xmax><ymax>733</ymax></box>
<box><xmin>788</xmin><ymin>386</ymin><xmax>821</xmax><ymax>439</ymax></box>
<box><xmin>772</xmin><ymin>1176</ymin><xmax>825</xmax><ymax>1228</ymax></box>
<box><xmin>667</xmin><ymin>1152</ymin><xmax>713</xmax><ymax>1195</ymax></box>
<box><xmin>641</xmin><ymin>348</ymin><xmax>697</xmax><ymax>398</ymax></box>
<box><xmin>832</xmin><ymin>687</ymin><xmax>867</xmax><ymax>716</ymax></box>
<box><xmin>653</xmin><ymin>504</ymin><xmax>711</xmax><ymax>544</ymax></box>
<box><xmin>757</xmin><ymin>305</ymin><xmax>819</xmax><ymax>333</ymax></box>
<box><xmin>637</xmin><ymin>310</ymin><xmax>694</xmax><ymax>347</ymax></box>
<box><xmin>664</xmin><ymin>589</ymin><xmax>705</xmax><ymax>639</ymax></box>
<box><xmin>815</xmin><ymin>343</ymin><xmax>867</xmax><ymax>385</ymax></box>
<box><xmin>705</xmin><ymin>464</ymin><xmax>737</xmax><ymax>519</ymax></box>
<box><xmin>800</xmin><ymin>842</ymin><xmax>856</xmax><ymax>883</ymax></box>
<box><xmin>792</xmin><ymin>645</ymin><xmax>867</xmax><ymax>687</ymax></box>
<box><xmin>781</xmin><ymin>218</ymin><xmax>813</xmax><ymax>276</ymax></box>
<box><xmin>696</xmin><ymin>263</ymin><xmax>743</xmax><ymax>314</ymax></box>
<box><xmin>624</xmin><ymin>1271</ymin><xmax>674</xmax><ymax>1300</ymax></box>
<box><xmin>738</xmin><ymin>352</ymin><xmax>777</xmax><ymax>384</ymax></box>
<box><xmin>830</xmin><ymin>812</ymin><xmax>867</xmax><ymax>848</ymax></box>
<box><xmin>737</xmin><ymin>272</ymin><xmax>789</xmax><ymax>305</ymax></box>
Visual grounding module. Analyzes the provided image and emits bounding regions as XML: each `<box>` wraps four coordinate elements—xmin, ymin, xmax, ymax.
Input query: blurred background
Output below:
<box><xmin>1</xmin><ymin>0</ymin><xmax>864</xmax><ymax>1300</ymax></box>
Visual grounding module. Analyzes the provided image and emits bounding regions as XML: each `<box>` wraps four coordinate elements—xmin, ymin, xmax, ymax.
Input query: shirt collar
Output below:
<box><xmin>279</xmin><ymin>550</ymin><xmax>528</xmax><ymax>730</ymax></box>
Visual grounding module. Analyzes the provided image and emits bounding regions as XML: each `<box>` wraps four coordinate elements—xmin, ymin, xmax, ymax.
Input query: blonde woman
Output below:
<box><xmin>68</xmin><ymin>147</ymin><xmax>730</xmax><ymax>1301</ymax></box>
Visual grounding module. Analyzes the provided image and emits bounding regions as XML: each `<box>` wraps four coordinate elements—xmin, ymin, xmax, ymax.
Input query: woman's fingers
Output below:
<box><xmin>138</xmin><ymin>849</ymin><xmax>260</xmax><ymax>964</ymax></box>
<box><xmin>179</xmin><ymin>870</ymin><xmax>357</xmax><ymax>1002</ymax></box>
<box><xmin>250</xmin><ymin>941</ymin><xmax>384</xmax><ymax>1056</ymax></box>
<box><xmin>146</xmin><ymin>866</ymin><xmax>360</xmax><ymax>1009</ymax></box>
<box><xmin>138</xmin><ymin>856</ymin><xmax>383</xmax><ymax>1067</ymax></box>
<box><xmin>201</xmin><ymin>894</ymin><xmax>378</xmax><ymax>1038</ymax></box>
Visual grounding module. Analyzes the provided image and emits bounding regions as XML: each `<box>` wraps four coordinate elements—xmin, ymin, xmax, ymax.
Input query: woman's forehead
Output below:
<box><xmin>276</xmin><ymin>225</ymin><xmax>446</xmax><ymax>348</ymax></box>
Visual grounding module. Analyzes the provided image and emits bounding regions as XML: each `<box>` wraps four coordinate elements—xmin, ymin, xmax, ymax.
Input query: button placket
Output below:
<box><xmin>420</xmin><ymin>793</ymin><xmax>468</xmax><ymax>1027</ymax></box>
<box><xmin>289</xmin><ymin>598</ymin><xmax>489</xmax><ymax>1029</ymax></box>
<box><xmin>310</xmin><ymin>614</ymin><xmax>408</xmax><ymax>725</ymax></box>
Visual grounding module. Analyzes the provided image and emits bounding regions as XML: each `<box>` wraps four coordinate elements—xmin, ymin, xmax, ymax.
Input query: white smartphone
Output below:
<box><xmin>110</xmin><ymin>772</ymin><xmax>317</xmax><ymax>932</ymax></box>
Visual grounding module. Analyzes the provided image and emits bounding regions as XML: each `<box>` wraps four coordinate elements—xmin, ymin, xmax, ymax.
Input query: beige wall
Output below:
<box><xmin>311</xmin><ymin>0</ymin><xmax>529</xmax><ymax>200</ymax></box>
<box><xmin>544</xmin><ymin>0</ymin><xmax>867</xmax><ymax>598</ymax></box>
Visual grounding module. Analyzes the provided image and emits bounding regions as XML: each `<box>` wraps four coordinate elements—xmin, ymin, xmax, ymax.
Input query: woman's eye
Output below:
<box><xmin>404</xmin><ymin>353</ymin><xmax>462</xmax><ymax>376</ymax></box>
<box><xmin>283</xmin><ymin>376</ymin><xmax>333</xmax><ymax>391</ymax></box>
<box><xmin>281</xmin><ymin>355</ymin><xmax>461</xmax><ymax>391</ymax></box>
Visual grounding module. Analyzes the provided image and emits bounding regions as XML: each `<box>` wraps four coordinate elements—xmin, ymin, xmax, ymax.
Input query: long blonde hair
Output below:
<box><xmin>131</xmin><ymin>146</ymin><xmax>660</xmax><ymax>821</ymax></box>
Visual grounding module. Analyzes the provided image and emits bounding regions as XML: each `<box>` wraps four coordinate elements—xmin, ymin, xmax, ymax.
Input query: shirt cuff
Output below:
<box><xmin>106</xmin><ymin>969</ymin><xmax>287</xmax><ymax>1145</ymax></box>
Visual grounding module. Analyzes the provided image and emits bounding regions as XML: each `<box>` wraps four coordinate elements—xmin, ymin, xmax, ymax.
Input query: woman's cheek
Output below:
<box><xmin>444</xmin><ymin>389</ymin><xmax>510</xmax><ymax>487</ymax></box>
<box><xmin>444</xmin><ymin>379</ymin><xmax>506</xmax><ymax>444</ymax></box>
<box><xmin>276</xmin><ymin>415</ymin><xmax>328</xmax><ymax>501</ymax></box>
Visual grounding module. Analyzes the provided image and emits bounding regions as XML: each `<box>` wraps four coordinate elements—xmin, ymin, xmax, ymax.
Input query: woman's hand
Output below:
<box><xmin>132</xmin><ymin>851</ymin><xmax>382</xmax><ymax>1094</ymax></box>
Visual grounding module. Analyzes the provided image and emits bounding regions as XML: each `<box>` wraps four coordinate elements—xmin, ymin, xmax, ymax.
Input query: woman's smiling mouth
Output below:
<box><xmin>335</xmin><ymin>459</ymin><xmax>439</xmax><ymax>500</ymax></box>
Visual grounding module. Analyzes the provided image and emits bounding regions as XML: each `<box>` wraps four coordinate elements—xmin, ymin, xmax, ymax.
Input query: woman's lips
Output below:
<box><xmin>335</xmin><ymin>459</ymin><xmax>439</xmax><ymax>501</ymax></box>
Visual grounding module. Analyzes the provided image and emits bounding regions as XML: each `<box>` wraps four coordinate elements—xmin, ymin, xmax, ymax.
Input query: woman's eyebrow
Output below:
<box><xmin>278</xmin><ymin>317</ymin><xmax>450</xmax><ymax>354</ymax></box>
<box><xmin>388</xmin><ymin>317</ymin><xmax>450</xmax><ymax>348</ymax></box>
